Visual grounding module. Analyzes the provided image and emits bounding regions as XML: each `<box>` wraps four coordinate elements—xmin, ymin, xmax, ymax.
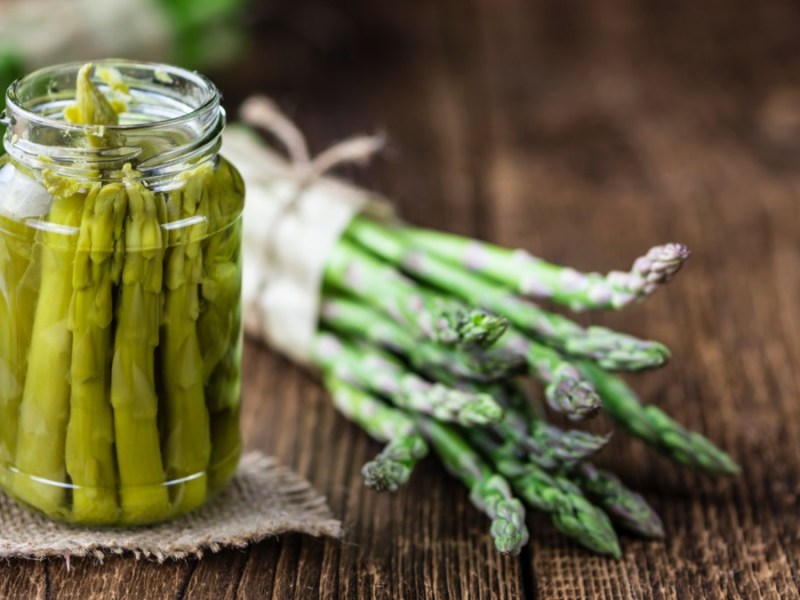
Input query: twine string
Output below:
<box><xmin>239</xmin><ymin>95</ymin><xmax>384</xmax><ymax>190</ymax></box>
<box><xmin>237</xmin><ymin>95</ymin><xmax>385</xmax><ymax>287</ymax></box>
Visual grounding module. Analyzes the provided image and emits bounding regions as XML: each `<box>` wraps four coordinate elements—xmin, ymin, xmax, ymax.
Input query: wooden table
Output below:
<box><xmin>3</xmin><ymin>0</ymin><xmax>800</xmax><ymax>597</ymax></box>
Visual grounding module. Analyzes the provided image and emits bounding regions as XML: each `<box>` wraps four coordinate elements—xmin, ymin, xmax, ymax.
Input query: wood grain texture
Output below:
<box><xmin>2</xmin><ymin>0</ymin><xmax>800</xmax><ymax>597</ymax></box>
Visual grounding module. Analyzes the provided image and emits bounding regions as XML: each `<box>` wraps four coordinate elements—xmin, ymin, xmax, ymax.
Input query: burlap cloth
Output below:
<box><xmin>0</xmin><ymin>453</ymin><xmax>341</xmax><ymax>562</ymax></box>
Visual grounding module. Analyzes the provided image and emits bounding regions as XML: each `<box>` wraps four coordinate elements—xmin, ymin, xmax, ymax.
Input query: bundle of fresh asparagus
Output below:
<box><xmin>227</xmin><ymin>101</ymin><xmax>739</xmax><ymax>557</ymax></box>
<box><xmin>0</xmin><ymin>63</ymin><xmax>244</xmax><ymax>525</ymax></box>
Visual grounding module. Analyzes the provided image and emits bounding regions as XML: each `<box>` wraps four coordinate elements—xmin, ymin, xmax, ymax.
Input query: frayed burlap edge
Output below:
<box><xmin>0</xmin><ymin>453</ymin><xmax>341</xmax><ymax>563</ymax></box>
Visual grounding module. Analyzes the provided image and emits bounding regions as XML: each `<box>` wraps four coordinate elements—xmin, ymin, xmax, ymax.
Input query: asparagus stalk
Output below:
<box><xmin>14</xmin><ymin>63</ymin><xmax>122</xmax><ymax>516</ymax></box>
<box><xmin>470</xmin><ymin>430</ymin><xmax>620</xmax><ymax>557</ymax></box>
<box><xmin>0</xmin><ymin>211</ymin><xmax>37</xmax><ymax>483</ymax></box>
<box><xmin>110</xmin><ymin>175</ymin><xmax>172</xmax><ymax>524</ymax></box>
<box><xmin>419</xmin><ymin>418</ymin><xmax>529</xmax><ymax>555</ymax></box>
<box><xmin>399</xmin><ymin>225</ymin><xmax>690</xmax><ymax>311</ymax></box>
<box><xmin>161</xmin><ymin>166</ymin><xmax>214</xmax><ymax>514</ymax></box>
<box><xmin>197</xmin><ymin>159</ymin><xmax>246</xmax><ymax>492</ymax></box>
<box><xmin>324</xmin><ymin>238</ymin><xmax>508</xmax><ymax>348</ymax></box>
<box><xmin>197</xmin><ymin>159</ymin><xmax>245</xmax><ymax>382</ymax></box>
<box><xmin>499</xmin><ymin>328</ymin><xmax>601</xmax><ymax>420</ymax></box>
<box><xmin>343</xmin><ymin>216</ymin><xmax>669</xmax><ymax>371</ymax></box>
<box><xmin>362</xmin><ymin>434</ymin><xmax>429</xmax><ymax>493</ymax></box>
<box><xmin>573</xmin><ymin>463</ymin><xmax>664</xmax><ymax>538</ymax></box>
<box><xmin>65</xmin><ymin>181</ymin><xmax>127</xmax><ymax>523</ymax></box>
<box><xmin>205</xmin><ymin>326</ymin><xmax>242</xmax><ymax>492</ymax></box>
<box><xmin>325</xmin><ymin>376</ymin><xmax>428</xmax><ymax>492</ymax></box>
<box><xmin>206</xmin><ymin>334</ymin><xmax>243</xmax><ymax>492</ymax></box>
<box><xmin>579</xmin><ymin>361</ymin><xmax>739</xmax><ymax>474</ymax></box>
<box><xmin>440</xmin><ymin>375</ymin><xmax>609</xmax><ymax>471</ymax></box>
<box><xmin>13</xmin><ymin>186</ymin><xmax>87</xmax><ymax>516</ymax></box>
<box><xmin>311</xmin><ymin>331</ymin><xmax>503</xmax><ymax>426</ymax></box>
<box><xmin>320</xmin><ymin>295</ymin><xmax>526</xmax><ymax>382</ymax></box>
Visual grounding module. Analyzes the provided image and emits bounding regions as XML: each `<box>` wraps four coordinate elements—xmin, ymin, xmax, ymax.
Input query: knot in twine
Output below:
<box><xmin>239</xmin><ymin>95</ymin><xmax>385</xmax><ymax>197</ymax></box>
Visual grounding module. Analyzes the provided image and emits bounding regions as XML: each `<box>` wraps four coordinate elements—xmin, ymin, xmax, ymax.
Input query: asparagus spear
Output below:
<box><xmin>197</xmin><ymin>159</ymin><xmax>246</xmax><ymax>493</ymax></box>
<box><xmin>63</xmin><ymin>63</ymin><xmax>122</xmax><ymax>128</ymax></box>
<box><xmin>65</xmin><ymin>181</ymin><xmax>127</xmax><ymax>524</ymax></box>
<box><xmin>362</xmin><ymin>434</ymin><xmax>429</xmax><ymax>493</ymax></box>
<box><xmin>573</xmin><ymin>463</ymin><xmax>664</xmax><ymax>538</ymax></box>
<box><xmin>324</xmin><ymin>238</ymin><xmax>508</xmax><ymax>348</ymax></box>
<box><xmin>161</xmin><ymin>166</ymin><xmax>214</xmax><ymax>514</ymax></box>
<box><xmin>197</xmin><ymin>159</ymin><xmax>245</xmax><ymax>382</ymax></box>
<box><xmin>469</xmin><ymin>429</ymin><xmax>620</xmax><ymax>557</ymax></box>
<box><xmin>206</xmin><ymin>335</ymin><xmax>243</xmax><ymax>493</ymax></box>
<box><xmin>311</xmin><ymin>331</ymin><xmax>503</xmax><ymax>426</ymax></box>
<box><xmin>326</xmin><ymin>376</ymin><xmax>428</xmax><ymax>492</ymax></box>
<box><xmin>343</xmin><ymin>217</ymin><xmax>669</xmax><ymax>371</ymax></box>
<box><xmin>13</xmin><ymin>186</ymin><xmax>87</xmax><ymax>516</ymax></box>
<box><xmin>0</xmin><ymin>211</ymin><xmax>37</xmax><ymax>483</ymax></box>
<box><xmin>499</xmin><ymin>328</ymin><xmax>601</xmax><ymax>420</ymax></box>
<box><xmin>14</xmin><ymin>62</ymin><xmax>123</xmax><ymax>516</ymax></box>
<box><xmin>110</xmin><ymin>175</ymin><xmax>172</xmax><ymax>524</ymax></box>
<box><xmin>579</xmin><ymin>361</ymin><xmax>740</xmax><ymax>474</ymax></box>
<box><xmin>438</xmin><ymin>375</ymin><xmax>609</xmax><ymax>471</ymax></box>
<box><xmin>419</xmin><ymin>418</ymin><xmax>529</xmax><ymax>555</ymax></box>
<box><xmin>320</xmin><ymin>295</ymin><xmax>525</xmax><ymax>382</ymax></box>
<box><xmin>398</xmin><ymin>225</ymin><xmax>690</xmax><ymax>311</ymax></box>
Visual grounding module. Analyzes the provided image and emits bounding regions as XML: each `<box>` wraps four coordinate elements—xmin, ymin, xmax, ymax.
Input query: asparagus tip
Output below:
<box><xmin>577</xmin><ymin>464</ymin><xmax>665</xmax><ymax>539</ymax></box>
<box><xmin>584</xmin><ymin>328</ymin><xmax>671</xmax><ymax>372</ymax></box>
<box><xmin>437</xmin><ymin>308</ymin><xmax>508</xmax><ymax>348</ymax></box>
<box><xmin>362</xmin><ymin>435</ymin><xmax>428</xmax><ymax>492</ymax></box>
<box><xmin>461</xmin><ymin>393</ymin><xmax>505</xmax><ymax>425</ymax></box>
<box><xmin>489</xmin><ymin>498</ymin><xmax>530</xmax><ymax>555</ymax></box>
<box><xmin>546</xmin><ymin>366</ymin><xmax>602</xmax><ymax>421</ymax></box>
<box><xmin>634</xmin><ymin>243</ymin><xmax>691</xmax><ymax>293</ymax></box>
<box><xmin>362</xmin><ymin>458</ymin><xmax>412</xmax><ymax>492</ymax></box>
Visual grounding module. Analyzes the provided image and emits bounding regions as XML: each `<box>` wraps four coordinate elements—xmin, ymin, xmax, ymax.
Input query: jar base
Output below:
<box><xmin>0</xmin><ymin>445</ymin><xmax>242</xmax><ymax>527</ymax></box>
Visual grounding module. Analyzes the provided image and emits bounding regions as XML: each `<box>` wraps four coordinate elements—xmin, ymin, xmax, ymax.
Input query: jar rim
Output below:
<box><xmin>3</xmin><ymin>59</ymin><xmax>225</xmax><ymax>186</ymax></box>
<box><xmin>4</xmin><ymin>59</ymin><xmax>219</xmax><ymax>133</ymax></box>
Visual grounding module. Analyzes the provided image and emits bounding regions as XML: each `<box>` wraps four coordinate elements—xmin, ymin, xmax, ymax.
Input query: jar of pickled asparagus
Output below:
<box><xmin>0</xmin><ymin>60</ymin><xmax>245</xmax><ymax>526</ymax></box>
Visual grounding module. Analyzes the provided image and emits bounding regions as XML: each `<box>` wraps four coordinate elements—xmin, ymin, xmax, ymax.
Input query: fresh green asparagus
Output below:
<box><xmin>399</xmin><ymin>225</ymin><xmax>690</xmax><ymax>311</ymax></box>
<box><xmin>320</xmin><ymin>295</ymin><xmax>526</xmax><ymax>382</ymax></box>
<box><xmin>573</xmin><ymin>463</ymin><xmax>664</xmax><ymax>539</ymax></box>
<box><xmin>362</xmin><ymin>434</ymin><xmax>429</xmax><ymax>492</ymax></box>
<box><xmin>311</xmin><ymin>331</ymin><xmax>503</xmax><ymax>426</ymax></box>
<box><xmin>579</xmin><ymin>361</ymin><xmax>739</xmax><ymax>474</ymax></box>
<box><xmin>343</xmin><ymin>216</ymin><xmax>669</xmax><ymax>371</ymax></box>
<box><xmin>221</xmin><ymin>112</ymin><xmax>740</xmax><ymax>558</ymax></box>
<box><xmin>470</xmin><ymin>429</ymin><xmax>620</xmax><ymax>557</ymax></box>
<box><xmin>419</xmin><ymin>418</ymin><xmax>529</xmax><ymax>555</ymax></box>
<box><xmin>324</xmin><ymin>237</ymin><xmax>508</xmax><ymax>348</ymax></box>
<box><xmin>326</xmin><ymin>376</ymin><xmax>428</xmax><ymax>492</ymax></box>
<box><xmin>439</xmin><ymin>375</ymin><xmax>609</xmax><ymax>471</ymax></box>
<box><xmin>499</xmin><ymin>328</ymin><xmax>601</xmax><ymax>420</ymax></box>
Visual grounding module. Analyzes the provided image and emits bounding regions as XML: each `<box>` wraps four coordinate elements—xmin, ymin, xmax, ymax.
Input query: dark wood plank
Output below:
<box><xmin>0</xmin><ymin>560</ymin><xmax>45</xmax><ymax>600</ymax></box>
<box><xmin>469</xmin><ymin>0</ymin><xmax>800</xmax><ymax>597</ymax></box>
<box><xmin>2</xmin><ymin>0</ymin><xmax>800</xmax><ymax>597</ymax></box>
<box><xmin>47</xmin><ymin>558</ymin><xmax>189</xmax><ymax>600</ymax></box>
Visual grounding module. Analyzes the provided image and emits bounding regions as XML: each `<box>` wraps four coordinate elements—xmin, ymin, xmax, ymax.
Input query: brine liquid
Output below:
<box><xmin>0</xmin><ymin>157</ymin><xmax>244</xmax><ymax>525</ymax></box>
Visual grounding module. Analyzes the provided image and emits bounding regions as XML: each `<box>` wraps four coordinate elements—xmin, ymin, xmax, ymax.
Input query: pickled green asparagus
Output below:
<box><xmin>66</xmin><ymin>181</ymin><xmax>127</xmax><ymax>524</ymax></box>
<box><xmin>0</xmin><ymin>62</ymin><xmax>244</xmax><ymax>525</ymax></box>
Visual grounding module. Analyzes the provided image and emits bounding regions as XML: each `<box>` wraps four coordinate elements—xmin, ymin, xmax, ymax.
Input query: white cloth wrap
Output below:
<box><xmin>223</xmin><ymin>127</ymin><xmax>393</xmax><ymax>365</ymax></box>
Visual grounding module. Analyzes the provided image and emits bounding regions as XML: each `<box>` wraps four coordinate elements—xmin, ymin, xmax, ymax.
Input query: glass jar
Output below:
<box><xmin>0</xmin><ymin>60</ymin><xmax>244</xmax><ymax>526</ymax></box>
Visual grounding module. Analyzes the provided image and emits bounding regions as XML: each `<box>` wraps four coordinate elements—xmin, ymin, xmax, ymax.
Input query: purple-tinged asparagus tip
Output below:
<box><xmin>633</xmin><ymin>243</ymin><xmax>691</xmax><ymax>291</ymax></box>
